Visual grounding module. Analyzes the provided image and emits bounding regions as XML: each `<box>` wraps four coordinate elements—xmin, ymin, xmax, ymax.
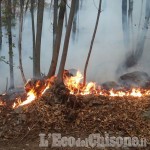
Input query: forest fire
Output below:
<box><xmin>0</xmin><ymin>100</ymin><xmax>5</xmax><ymax>106</ymax></box>
<box><xmin>8</xmin><ymin>71</ymin><xmax>150</xmax><ymax>109</ymax></box>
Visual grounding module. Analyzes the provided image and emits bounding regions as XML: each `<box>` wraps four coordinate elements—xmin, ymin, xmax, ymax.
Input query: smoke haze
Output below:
<box><xmin>0</xmin><ymin>0</ymin><xmax>150</xmax><ymax>93</ymax></box>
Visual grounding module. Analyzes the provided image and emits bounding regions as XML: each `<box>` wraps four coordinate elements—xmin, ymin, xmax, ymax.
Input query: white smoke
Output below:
<box><xmin>0</xmin><ymin>0</ymin><xmax>150</xmax><ymax>93</ymax></box>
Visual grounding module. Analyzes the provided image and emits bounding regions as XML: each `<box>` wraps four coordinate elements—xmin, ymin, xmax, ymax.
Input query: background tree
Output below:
<box><xmin>12</xmin><ymin>0</ymin><xmax>17</xmax><ymax>19</ymax></box>
<box><xmin>57</xmin><ymin>0</ymin><xmax>76</xmax><ymax>83</ymax></box>
<box><xmin>138</xmin><ymin>0</ymin><xmax>144</xmax><ymax>32</ymax></box>
<box><xmin>83</xmin><ymin>0</ymin><xmax>102</xmax><ymax>85</ymax></box>
<box><xmin>47</xmin><ymin>0</ymin><xmax>66</xmax><ymax>78</ymax></box>
<box><xmin>6</xmin><ymin>0</ymin><xmax>15</xmax><ymax>89</ymax></box>
<box><xmin>124</xmin><ymin>0</ymin><xmax>150</xmax><ymax>68</ymax></box>
<box><xmin>128</xmin><ymin>0</ymin><xmax>133</xmax><ymax>50</ymax></box>
<box><xmin>30</xmin><ymin>0</ymin><xmax>36</xmax><ymax>76</ymax></box>
<box><xmin>0</xmin><ymin>0</ymin><xmax>2</xmax><ymax>49</ymax></box>
<box><xmin>72</xmin><ymin>0</ymin><xmax>79</xmax><ymax>42</ymax></box>
<box><xmin>53</xmin><ymin>0</ymin><xmax>58</xmax><ymax>49</ymax></box>
<box><xmin>33</xmin><ymin>0</ymin><xmax>45</xmax><ymax>78</ymax></box>
<box><xmin>122</xmin><ymin>0</ymin><xmax>129</xmax><ymax>49</ymax></box>
<box><xmin>18</xmin><ymin>0</ymin><xmax>26</xmax><ymax>83</ymax></box>
<box><xmin>134</xmin><ymin>0</ymin><xmax>150</xmax><ymax>64</ymax></box>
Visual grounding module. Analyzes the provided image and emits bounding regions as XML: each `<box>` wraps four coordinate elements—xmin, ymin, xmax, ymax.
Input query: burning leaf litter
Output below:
<box><xmin>0</xmin><ymin>71</ymin><xmax>150</xmax><ymax>148</ymax></box>
<box><xmin>1</xmin><ymin>71</ymin><xmax>150</xmax><ymax>109</ymax></box>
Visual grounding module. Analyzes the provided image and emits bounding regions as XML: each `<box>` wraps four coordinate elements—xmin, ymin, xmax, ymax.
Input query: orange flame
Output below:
<box><xmin>13</xmin><ymin>78</ymin><xmax>53</xmax><ymax>109</ymax></box>
<box><xmin>10</xmin><ymin>70</ymin><xmax>150</xmax><ymax>109</ymax></box>
<box><xmin>64</xmin><ymin>71</ymin><xmax>150</xmax><ymax>97</ymax></box>
<box><xmin>19</xmin><ymin>90</ymin><xmax>36</xmax><ymax>106</ymax></box>
<box><xmin>0</xmin><ymin>101</ymin><xmax>5</xmax><ymax>106</ymax></box>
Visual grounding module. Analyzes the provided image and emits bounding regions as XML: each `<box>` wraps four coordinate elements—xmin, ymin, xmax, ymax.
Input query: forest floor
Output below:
<box><xmin>0</xmin><ymin>91</ymin><xmax>150</xmax><ymax>150</ymax></box>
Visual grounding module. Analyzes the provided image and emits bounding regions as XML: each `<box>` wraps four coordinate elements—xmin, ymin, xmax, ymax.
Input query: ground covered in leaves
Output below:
<box><xmin>0</xmin><ymin>88</ymin><xmax>150</xmax><ymax>149</ymax></box>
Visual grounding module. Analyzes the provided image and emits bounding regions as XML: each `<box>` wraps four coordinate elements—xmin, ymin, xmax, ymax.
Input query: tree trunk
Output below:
<box><xmin>65</xmin><ymin>5</ymin><xmax>67</xmax><ymax>27</ymax></box>
<box><xmin>7</xmin><ymin>0</ymin><xmax>15</xmax><ymax>89</ymax></box>
<box><xmin>0</xmin><ymin>0</ymin><xmax>2</xmax><ymax>49</ymax></box>
<box><xmin>134</xmin><ymin>0</ymin><xmax>150</xmax><ymax>62</ymax></box>
<box><xmin>124</xmin><ymin>0</ymin><xmax>150</xmax><ymax>68</ymax></box>
<box><xmin>122</xmin><ymin>0</ymin><xmax>129</xmax><ymax>48</ymax></box>
<box><xmin>128</xmin><ymin>0</ymin><xmax>133</xmax><ymax>25</ymax></box>
<box><xmin>72</xmin><ymin>0</ymin><xmax>79</xmax><ymax>42</ymax></box>
<box><xmin>128</xmin><ymin>0</ymin><xmax>133</xmax><ymax>50</ymax></box>
<box><xmin>83</xmin><ymin>0</ymin><xmax>102</xmax><ymax>85</ymax></box>
<box><xmin>18</xmin><ymin>0</ymin><xmax>26</xmax><ymax>84</ymax></box>
<box><xmin>13</xmin><ymin>0</ymin><xmax>17</xmax><ymax>18</ymax></box>
<box><xmin>138</xmin><ymin>0</ymin><xmax>143</xmax><ymax>30</ymax></box>
<box><xmin>137</xmin><ymin>0</ymin><xmax>143</xmax><ymax>43</ymax></box>
<box><xmin>57</xmin><ymin>0</ymin><xmax>76</xmax><ymax>83</ymax></box>
<box><xmin>34</xmin><ymin>0</ymin><xmax>44</xmax><ymax>78</ymax></box>
<box><xmin>53</xmin><ymin>0</ymin><xmax>58</xmax><ymax>50</ymax></box>
<box><xmin>47</xmin><ymin>0</ymin><xmax>66</xmax><ymax>78</ymax></box>
<box><xmin>30</xmin><ymin>0</ymin><xmax>36</xmax><ymax>76</ymax></box>
<box><xmin>25</xmin><ymin>0</ymin><xmax>30</xmax><ymax>14</ymax></box>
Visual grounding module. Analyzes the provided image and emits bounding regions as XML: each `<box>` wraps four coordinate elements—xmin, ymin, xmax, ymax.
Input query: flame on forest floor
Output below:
<box><xmin>10</xmin><ymin>71</ymin><xmax>150</xmax><ymax>109</ymax></box>
<box><xmin>0</xmin><ymin>101</ymin><xmax>5</xmax><ymax>106</ymax></box>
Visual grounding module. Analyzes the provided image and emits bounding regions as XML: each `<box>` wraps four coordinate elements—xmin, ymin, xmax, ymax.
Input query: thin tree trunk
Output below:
<box><xmin>47</xmin><ymin>0</ymin><xmax>66</xmax><ymax>78</ymax></box>
<box><xmin>30</xmin><ymin>0</ymin><xmax>36</xmax><ymax>76</ymax></box>
<box><xmin>0</xmin><ymin>0</ymin><xmax>2</xmax><ymax>49</ymax></box>
<box><xmin>65</xmin><ymin>6</ymin><xmax>67</xmax><ymax>27</ymax></box>
<box><xmin>122</xmin><ymin>0</ymin><xmax>129</xmax><ymax>48</ymax></box>
<box><xmin>18</xmin><ymin>0</ymin><xmax>26</xmax><ymax>84</ymax></box>
<box><xmin>13</xmin><ymin>0</ymin><xmax>17</xmax><ymax>18</ymax></box>
<box><xmin>72</xmin><ymin>0</ymin><xmax>79</xmax><ymax>42</ymax></box>
<box><xmin>83</xmin><ymin>0</ymin><xmax>102</xmax><ymax>85</ymax></box>
<box><xmin>7</xmin><ymin>0</ymin><xmax>14</xmax><ymax>89</ymax></box>
<box><xmin>138</xmin><ymin>0</ymin><xmax>143</xmax><ymax>30</ymax></box>
<box><xmin>25</xmin><ymin>0</ymin><xmax>30</xmax><ymax>14</ymax></box>
<box><xmin>53</xmin><ymin>0</ymin><xmax>58</xmax><ymax>50</ymax></box>
<box><xmin>125</xmin><ymin>0</ymin><xmax>150</xmax><ymax>68</ymax></box>
<box><xmin>34</xmin><ymin>0</ymin><xmax>44</xmax><ymax>78</ymax></box>
<box><xmin>128</xmin><ymin>0</ymin><xmax>133</xmax><ymax>50</ymax></box>
<box><xmin>57</xmin><ymin>0</ymin><xmax>76</xmax><ymax>83</ymax></box>
<box><xmin>134</xmin><ymin>0</ymin><xmax>150</xmax><ymax>62</ymax></box>
<box><xmin>137</xmin><ymin>0</ymin><xmax>143</xmax><ymax>42</ymax></box>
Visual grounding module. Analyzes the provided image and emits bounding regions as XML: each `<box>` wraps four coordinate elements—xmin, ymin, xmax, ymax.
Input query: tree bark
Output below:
<box><xmin>7</xmin><ymin>0</ymin><xmax>15</xmax><ymax>89</ymax></box>
<box><xmin>57</xmin><ymin>0</ymin><xmax>76</xmax><ymax>83</ymax></box>
<box><xmin>18</xmin><ymin>0</ymin><xmax>26</xmax><ymax>84</ymax></box>
<box><xmin>134</xmin><ymin>0</ymin><xmax>150</xmax><ymax>62</ymax></box>
<box><xmin>30</xmin><ymin>0</ymin><xmax>36</xmax><ymax>76</ymax></box>
<box><xmin>13</xmin><ymin>0</ymin><xmax>17</xmax><ymax>18</ymax></box>
<box><xmin>34</xmin><ymin>0</ymin><xmax>44</xmax><ymax>78</ymax></box>
<box><xmin>25</xmin><ymin>0</ymin><xmax>30</xmax><ymax>14</ymax></box>
<box><xmin>128</xmin><ymin>0</ymin><xmax>133</xmax><ymax>24</ymax></box>
<box><xmin>138</xmin><ymin>0</ymin><xmax>143</xmax><ymax>30</ymax></box>
<box><xmin>0</xmin><ymin>0</ymin><xmax>2</xmax><ymax>49</ymax></box>
<box><xmin>53</xmin><ymin>0</ymin><xmax>58</xmax><ymax>50</ymax></box>
<box><xmin>124</xmin><ymin>0</ymin><xmax>150</xmax><ymax>68</ymax></box>
<box><xmin>47</xmin><ymin>0</ymin><xmax>66</xmax><ymax>78</ymax></box>
<box><xmin>83</xmin><ymin>0</ymin><xmax>102</xmax><ymax>85</ymax></box>
<box><xmin>122</xmin><ymin>0</ymin><xmax>129</xmax><ymax>48</ymax></box>
<box><xmin>128</xmin><ymin>0</ymin><xmax>133</xmax><ymax>50</ymax></box>
<box><xmin>72</xmin><ymin>0</ymin><xmax>79</xmax><ymax>42</ymax></box>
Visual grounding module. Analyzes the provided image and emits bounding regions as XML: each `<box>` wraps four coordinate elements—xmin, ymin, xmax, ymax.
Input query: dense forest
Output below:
<box><xmin>0</xmin><ymin>1</ymin><xmax>150</xmax><ymax>149</ymax></box>
<box><xmin>0</xmin><ymin>0</ymin><xmax>150</xmax><ymax>92</ymax></box>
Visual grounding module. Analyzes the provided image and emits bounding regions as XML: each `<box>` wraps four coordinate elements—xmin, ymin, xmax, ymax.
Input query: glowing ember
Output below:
<box><xmin>0</xmin><ymin>101</ymin><xmax>5</xmax><ymax>106</ymax></box>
